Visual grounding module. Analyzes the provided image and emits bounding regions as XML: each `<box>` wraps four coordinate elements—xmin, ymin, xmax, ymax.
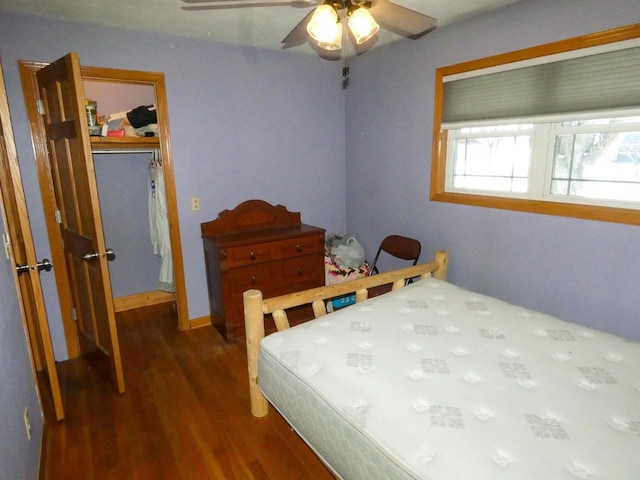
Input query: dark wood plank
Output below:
<box><xmin>41</xmin><ymin>303</ymin><xmax>334</xmax><ymax>479</ymax></box>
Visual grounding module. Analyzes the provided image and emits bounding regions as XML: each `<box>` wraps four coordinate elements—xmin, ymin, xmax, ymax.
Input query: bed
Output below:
<box><xmin>243</xmin><ymin>251</ymin><xmax>640</xmax><ymax>479</ymax></box>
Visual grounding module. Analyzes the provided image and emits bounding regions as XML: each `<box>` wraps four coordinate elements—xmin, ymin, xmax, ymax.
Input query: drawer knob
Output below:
<box><xmin>251</xmin><ymin>276</ymin><xmax>257</xmax><ymax>285</ymax></box>
<box><xmin>250</xmin><ymin>252</ymin><xmax>256</xmax><ymax>261</ymax></box>
<box><xmin>296</xmin><ymin>268</ymin><xmax>303</xmax><ymax>277</ymax></box>
<box><xmin>296</xmin><ymin>244</ymin><xmax>302</xmax><ymax>253</ymax></box>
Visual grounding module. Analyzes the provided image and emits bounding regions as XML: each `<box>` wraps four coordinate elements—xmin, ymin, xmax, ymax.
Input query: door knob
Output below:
<box><xmin>83</xmin><ymin>248</ymin><xmax>116</xmax><ymax>262</ymax></box>
<box><xmin>36</xmin><ymin>258</ymin><xmax>53</xmax><ymax>272</ymax></box>
<box><xmin>16</xmin><ymin>258</ymin><xmax>53</xmax><ymax>275</ymax></box>
<box><xmin>82</xmin><ymin>251</ymin><xmax>100</xmax><ymax>262</ymax></box>
<box><xmin>15</xmin><ymin>263</ymin><xmax>30</xmax><ymax>274</ymax></box>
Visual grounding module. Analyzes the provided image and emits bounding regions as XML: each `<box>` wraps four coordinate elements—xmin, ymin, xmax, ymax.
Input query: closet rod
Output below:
<box><xmin>92</xmin><ymin>148</ymin><xmax>159</xmax><ymax>155</ymax></box>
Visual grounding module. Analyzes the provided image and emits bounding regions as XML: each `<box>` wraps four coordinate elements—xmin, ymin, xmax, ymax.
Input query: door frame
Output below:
<box><xmin>18</xmin><ymin>59</ymin><xmax>190</xmax><ymax>359</ymax></box>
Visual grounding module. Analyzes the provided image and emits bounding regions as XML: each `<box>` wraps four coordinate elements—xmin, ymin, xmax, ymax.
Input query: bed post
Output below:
<box><xmin>433</xmin><ymin>250</ymin><xmax>449</xmax><ymax>280</ymax></box>
<box><xmin>243</xmin><ymin>289</ymin><xmax>269</xmax><ymax>417</ymax></box>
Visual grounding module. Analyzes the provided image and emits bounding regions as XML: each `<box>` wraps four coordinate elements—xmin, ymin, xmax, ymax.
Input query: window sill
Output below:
<box><xmin>430</xmin><ymin>191</ymin><xmax>640</xmax><ymax>226</ymax></box>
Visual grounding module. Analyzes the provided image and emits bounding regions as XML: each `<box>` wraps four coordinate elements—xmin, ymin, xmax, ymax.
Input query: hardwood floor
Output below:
<box><xmin>40</xmin><ymin>303</ymin><xmax>334</xmax><ymax>479</ymax></box>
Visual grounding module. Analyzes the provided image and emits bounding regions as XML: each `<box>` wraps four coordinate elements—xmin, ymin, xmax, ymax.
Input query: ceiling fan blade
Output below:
<box><xmin>182</xmin><ymin>0</ymin><xmax>313</xmax><ymax>10</ymax></box>
<box><xmin>281</xmin><ymin>9</ymin><xmax>315</xmax><ymax>48</ymax></box>
<box><xmin>369</xmin><ymin>1</ymin><xmax>437</xmax><ymax>37</ymax></box>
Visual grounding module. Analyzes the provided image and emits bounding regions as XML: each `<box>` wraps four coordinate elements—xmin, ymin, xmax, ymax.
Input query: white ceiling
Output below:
<box><xmin>0</xmin><ymin>0</ymin><xmax>520</xmax><ymax>55</ymax></box>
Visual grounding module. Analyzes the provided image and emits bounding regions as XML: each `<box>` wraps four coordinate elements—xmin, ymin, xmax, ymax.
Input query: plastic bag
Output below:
<box><xmin>330</xmin><ymin>235</ymin><xmax>365</xmax><ymax>268</ymax></box>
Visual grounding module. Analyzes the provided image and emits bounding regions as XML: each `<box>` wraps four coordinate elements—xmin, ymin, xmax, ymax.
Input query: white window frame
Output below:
<box><xmin>444</xmin><ymin>113</ymin><xmax>640</xmax><ymax>210</ymax></box>
<box><xmin>543</xmin><ymin>116</ymin><xmax>640</xmax><ymax>209</ymax></box>
<box><xmin>445</xmin><ymin>123</ymin><xmax>537</xmax><ymax>200</ymax></box>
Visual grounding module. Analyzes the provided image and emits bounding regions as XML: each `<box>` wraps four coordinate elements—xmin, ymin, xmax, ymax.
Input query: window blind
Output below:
<box><xmin>442</xmin><ymin>45</ymin><xmax>640</xmax><ymax>125</ymax></box>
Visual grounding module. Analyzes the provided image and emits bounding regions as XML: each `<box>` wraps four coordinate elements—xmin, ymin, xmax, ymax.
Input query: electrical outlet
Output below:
<box><xmin>191</xmin><ymin>197</ymin><xmax>200</xmax><ymax>211</ymax></box>
<box><xmin>23</xmin><ymin>407</ymin><xmax>31</xmax><ymax>440</ymax></box>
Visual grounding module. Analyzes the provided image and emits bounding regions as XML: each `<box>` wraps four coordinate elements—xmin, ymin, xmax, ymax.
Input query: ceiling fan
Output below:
<box><xmin>181</xmin><ymin>0</ymin><xmax>437</xmax><ymax>57</ymax></box>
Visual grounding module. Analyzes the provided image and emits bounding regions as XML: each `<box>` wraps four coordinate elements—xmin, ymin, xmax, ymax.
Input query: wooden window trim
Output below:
<box><xmin>430</xmin><ymin>23</ymin><xmax>640</xmax><ymax>227</ymax></box>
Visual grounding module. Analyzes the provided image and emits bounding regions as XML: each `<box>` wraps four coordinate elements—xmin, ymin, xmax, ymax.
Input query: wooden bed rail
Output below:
<box><xmin>243</xmin><ymin>250</ymin><xmax>448</xmax><ymax>417</ymax></box>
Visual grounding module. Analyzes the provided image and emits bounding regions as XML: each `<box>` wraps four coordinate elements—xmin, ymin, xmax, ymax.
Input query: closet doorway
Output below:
<box><xmin>18</xmin><ymin>54</ymin><xmax>189</xmax><ymax>385</ymax></box>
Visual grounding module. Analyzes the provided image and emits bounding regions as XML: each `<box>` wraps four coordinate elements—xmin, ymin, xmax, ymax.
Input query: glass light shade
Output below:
<box><xmin>348</xmin><ymin>7</ymin><xmax>379</xmax><ymax>44</ymax></box>
<box><xmin>318</xmin><ymin>21</ymin><xmax>342</xmax><ymax>50</ymax></box>
<box><xmin>307</xmin><ymin>4</ymin><xmax>339</xmax><ymax>43</ymax></box>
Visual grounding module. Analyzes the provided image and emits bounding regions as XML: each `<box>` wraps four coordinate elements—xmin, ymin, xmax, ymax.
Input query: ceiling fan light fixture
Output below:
<box><xmin>347</xmin><ymin>7</ymin><xmax>379</xmax><ymax>44</ymax></box>
<box><xmin>317</xmin><ymin>21</ymin><xmax>343</xmax><ymax>50</ymax></box>
<box><xmin>307</xmin><ymin>4</ymin><xmax>340</xmax><ymax>43</ymax></box>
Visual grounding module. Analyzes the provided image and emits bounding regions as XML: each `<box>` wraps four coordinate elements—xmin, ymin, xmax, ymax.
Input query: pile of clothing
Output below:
<box><xmin>101</xmin><ymin>105</ymin><xmax>158</xmax><ymax>137</ymax></box>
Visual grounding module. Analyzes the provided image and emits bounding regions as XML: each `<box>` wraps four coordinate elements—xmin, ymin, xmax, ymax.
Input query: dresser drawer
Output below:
<box><xmin>224</xmin><ymin>243</ymin><xmax>276</xmax><ymax>268</ymax></box>
<box><xmin>276</xmin><ymin>235</ymin><xmax>324</xmax><ymax>258</ymax></box>
<box><xmin>279</xmin><ymin>254</ymin><xmax>324</xmax><ymax>288</ymax></box>
<box><xmin>224</xmin><ymin>234</ymin><xmax>323</xmax><ymax>269</ymax></box>
<box><xmin>227</xmin><ymin>263</ymin><xmax>275</xmax><ymax>292</ymax></box>
<box><xmin>227</xmin><ymin>254</ymin><xmax>322</xmax><ymax>295</ymax></box>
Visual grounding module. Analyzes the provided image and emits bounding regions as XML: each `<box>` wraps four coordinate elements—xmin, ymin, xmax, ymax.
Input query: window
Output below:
<box><xmin>447</xmin><ymin>115</ymin><xmax>640</xmax><ymax>208</ymax></box>
<box><xmin>449</xmin><ymin>124</ymin><xmax>533</xmax><ymax>195</ymax></box>
<box><xmin>431</xmin><ymin>24</ymin><xmax>640</xmax><ymax>226</ymax></box>
<box><xmin>549</xmin><ymin>117</ymin><xmax>640</xmax><ymax>204</ymax></box>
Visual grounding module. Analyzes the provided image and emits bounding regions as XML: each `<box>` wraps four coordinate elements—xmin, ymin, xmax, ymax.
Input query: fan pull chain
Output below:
<box><xmin>341</xmin><ymin>15</ymin><xmax>350</xmax><ymax>85</ymax></box>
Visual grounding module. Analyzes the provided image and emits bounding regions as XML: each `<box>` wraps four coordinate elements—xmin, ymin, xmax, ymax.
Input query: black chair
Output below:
<box><xmin>368</xmin><ymin>235</ymin><xmax>422</xmax><ymax>297</ymax></box>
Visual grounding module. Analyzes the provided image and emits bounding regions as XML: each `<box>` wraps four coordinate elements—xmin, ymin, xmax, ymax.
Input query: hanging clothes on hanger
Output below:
<box><xmin>148</xmin><ymin>150</ymin><xmax>174</xmax><ymax>292</ymax></box>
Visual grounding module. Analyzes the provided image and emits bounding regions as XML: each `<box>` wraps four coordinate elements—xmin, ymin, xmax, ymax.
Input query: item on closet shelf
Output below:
<box><xmin>104</xmin><ymin>118</ymin><xmax>123</xmax><ymax>132</ymax></box>
<box><xmin>104</xmin><ymin>109</ymin><xmax>129</xmax><ymax>122</ymax></box>
<box><xmin>100</xmin><ymin>105</ymin><xmax>158</xmax><ymax>137</ymax></box>
<box><xmin>133</xmin><ymin>123</ymin><xmax>159</xmax><ymax>137</ymax></box>
<box><xmin>100</xmin><ymin>113</ymin><xmax>127</xmax><ymax>136</ymax></box>
<box><xmin>127</xmin><ymin>105</ymin><xmax>157</xmax><ymax>128</ymax></box>
<box><xmin>85</xmin><ymin>99</ymin><xmax>97</xmax><ymax>124</ymax></box>
<box><xmin>85</xmin><ymin>99</ymin><xmax>102</xmax><ymax>136</ymax></box>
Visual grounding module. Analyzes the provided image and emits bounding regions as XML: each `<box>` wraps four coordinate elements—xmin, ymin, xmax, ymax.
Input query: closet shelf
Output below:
<box><xmin>90</xmin><ymin>136</ymin><xmax>159</xmax><ymax>151</ymax></box>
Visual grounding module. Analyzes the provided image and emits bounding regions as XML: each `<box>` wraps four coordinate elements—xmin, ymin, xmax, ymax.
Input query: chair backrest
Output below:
<box><xmin>370</xmin><ymin>235</ymin><xmax>421</xmax><ymax>274</ymax></box>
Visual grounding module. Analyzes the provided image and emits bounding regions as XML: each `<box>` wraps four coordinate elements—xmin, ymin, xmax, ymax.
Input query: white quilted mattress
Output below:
<box><xmin>258</xmin><ymin>278</ymin><xmax>640</xmax><ymax>480</ymax></box>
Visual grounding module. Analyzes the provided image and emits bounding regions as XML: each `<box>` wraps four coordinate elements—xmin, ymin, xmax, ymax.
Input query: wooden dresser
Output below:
<box><xmin>202</xmin><ymin>200</ymin><xmax>325</xmax><ymax>342</ymax></box>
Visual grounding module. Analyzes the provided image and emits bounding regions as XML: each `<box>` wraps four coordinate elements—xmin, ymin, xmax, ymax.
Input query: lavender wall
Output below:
<box><xmin>0</xmin><ymin>12</ymin><xmax>347</xmax><ymax>360</ymax></box>
<box><xmin>94</xmin><ymin>151</ymin><xmax>162</xmax><ymax>297</ymax></box>
<box><xmin>345</xmin><ymin>0</ymin><xmax>640</xmax><ymax>341</ymax></box>
<box><xmin>0</xmin><ymin>215</ymin><xmax>42</xmax><ymax>479</ymax></box>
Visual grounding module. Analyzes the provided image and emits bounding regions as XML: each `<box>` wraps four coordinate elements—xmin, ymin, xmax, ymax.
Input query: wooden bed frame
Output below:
<box><xmin>243</xmin><ymin>250</ymin><xmax>449</xmax><ymax>417</ymax></box>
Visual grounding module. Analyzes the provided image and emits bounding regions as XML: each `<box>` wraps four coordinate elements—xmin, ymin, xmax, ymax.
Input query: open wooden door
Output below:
<box><xmin>35</xmin><ymin>53</ymin><xmax>124</xmax><ymax>394</ymax></box>
<box><xmin>0</xmin><ymin>60</ymin><xmax>64</xmax><ymax>420</ymax></box>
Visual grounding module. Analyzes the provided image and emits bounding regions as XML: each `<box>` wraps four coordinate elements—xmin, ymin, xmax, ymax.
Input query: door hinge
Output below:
<box><xmin>71</xmin><ymin>307</ymin><xmax>78</xmax><ymax>322</ymax></box>
<box><xmin>2</xmin><ymin>232</ymin><xmax>11</xmax><ymax>259</ymax></box>
<box><xmin>36</xmin><ymin>99</ymin><xmax>45</xmax><ymax>115</ymax></box>
<box><xmin>54</xmin><ymin>210</ymin><xmax>62</xmax><ymax>224</ymax></box>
